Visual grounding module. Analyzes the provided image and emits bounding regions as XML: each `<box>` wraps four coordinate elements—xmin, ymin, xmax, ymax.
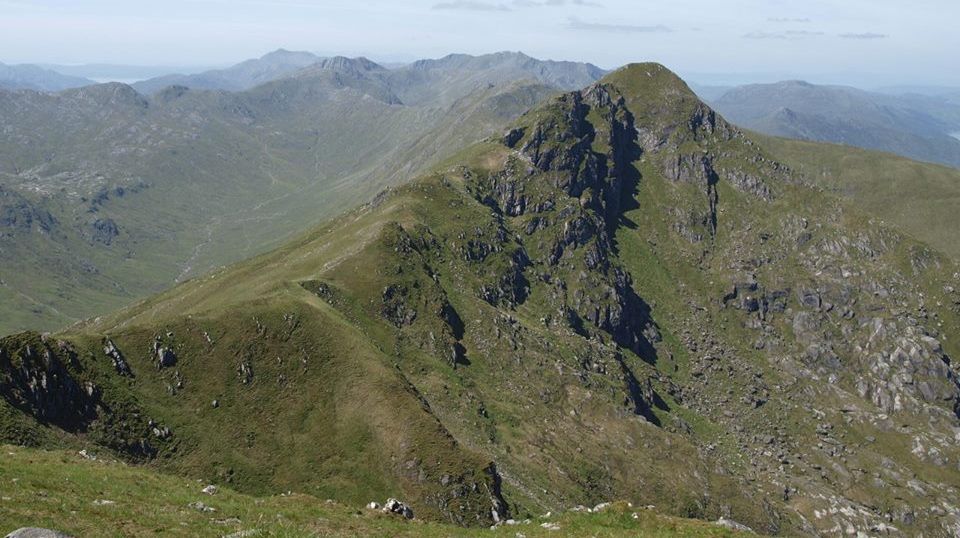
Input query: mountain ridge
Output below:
<box><xmin>130</xmin><ymin>48</ymin><xmax>324</xmax><ymax>95</ymax></box>
<box><xmin>131</xmin><ymin>50</ymin><xmax>606</xmax><ymax>98</ymax></box>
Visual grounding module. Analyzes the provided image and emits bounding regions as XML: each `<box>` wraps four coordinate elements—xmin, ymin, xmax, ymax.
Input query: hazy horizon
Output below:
<box><xmin>9</xmin><ymin>47</ymin><xmax>960</xmax><ymax>93</ymax></box>
<box><xmin>2</xmin><ymin>0</ymin><xmax>958</xmax><ymax>88</ymax></box>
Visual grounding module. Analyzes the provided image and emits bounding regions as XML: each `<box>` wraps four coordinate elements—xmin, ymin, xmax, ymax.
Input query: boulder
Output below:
<box><xmin>90</xmin><ymin>217</ymin><xmax>119</xmax><ymax>245</ymax></box>
<box><xmin>798</xmin><ymin>289</ymin><xmax>821</xmax><ymax>310</ymax></box>
<box><xmin>503</xmin><ymin>127</ymin><xmax>524</xmax><ymax>148</ymax></box>
<box><xmin>221</xmin><ymin>530</ymin><xmax>260</xmax><ymax>538</ymax></box>
<box><xmin>381</xmin><ymin>498</ymin><xmax>414</xmax><ymax>519</ymax></box>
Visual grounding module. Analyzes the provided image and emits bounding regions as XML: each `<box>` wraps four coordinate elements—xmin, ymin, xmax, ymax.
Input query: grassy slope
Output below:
<box><xmin>0</xmin><ymin>445</ymin><xmax>742</xmax><ymax>537</ymax></box>
<box><xmin>64</xmin><ymin>66</ymin><xmax>955</xmax><ymax>529</ymax></box>
<box><xmin>758</xmin><ymin>134</ymin><xmax>960</xmax><ymax>260</ymax></box>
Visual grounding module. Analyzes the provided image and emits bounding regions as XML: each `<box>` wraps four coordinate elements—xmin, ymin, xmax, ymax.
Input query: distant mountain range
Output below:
<box><xmin>14</xmin><ymin>50</ymin><xmax>960</xmax><ymax>173</ymax></box>
<box><xmin>0</xmin><ymin>62</ymin><xmax>94</xmax><ymax>91</ymax></box>
<box><xmin>131</xmin><ymin>49</ymin><xmax>606</xmax><ymax>103</ymax></box>
<box><xmin>130</xmin><ymin>49</ymin><xmax>324</xmax><ymax>94</ymax></box>
<box><xmin>706</xmin><ymin>80</ymin><xmax>960</xmax><ymax>168</ymax></box>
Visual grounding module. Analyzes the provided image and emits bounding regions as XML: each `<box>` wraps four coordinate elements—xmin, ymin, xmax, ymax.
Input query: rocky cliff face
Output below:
<box><xmin>475</xmin><ymin>84</ymin><xmax>660</xmax><ymax>361</ymax></box>
<box><xmin>0</xmin><ymin>335</ymin><xmax>96</xmax><ymax>426</ymax></box>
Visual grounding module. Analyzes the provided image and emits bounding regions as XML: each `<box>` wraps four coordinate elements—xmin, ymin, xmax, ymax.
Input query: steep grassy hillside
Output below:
<box><xmin>3</xmin><ymin>64</ymin><xmax>960</xmax><ymax>536</ymax></box>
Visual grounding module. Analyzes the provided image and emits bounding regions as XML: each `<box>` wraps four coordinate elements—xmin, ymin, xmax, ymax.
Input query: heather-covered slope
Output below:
<box><xmin>3</xmin><ymin>63</ymin><xmax>960</xmax><ymax>536</ymax></box>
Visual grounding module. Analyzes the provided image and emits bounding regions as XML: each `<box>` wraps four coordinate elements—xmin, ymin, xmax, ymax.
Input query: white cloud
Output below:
<box><xmin>568</xmin><ymin>17</ymin><xmax>671</xmax><ymax>33</ymax></box>
<box><xmin>432</xmin><ymin>1</ymin><xmax>510</xmax><ymax>11</ymax></box>
<box><xmin>839</xmin><ymin>32</ymin><xmax>888</xmax><ymax>39</ymax></box>
<box><xmin>768</xmin><ymin>17</ymin><xmax>811</xmax><ymax>23</ymax></box>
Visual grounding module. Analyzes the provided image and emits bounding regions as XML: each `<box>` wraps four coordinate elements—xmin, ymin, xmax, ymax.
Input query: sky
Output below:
<box><xmin>1</xmin><ymin>0</ymin><xmax>957</xmax><ymax>87</ymax></box>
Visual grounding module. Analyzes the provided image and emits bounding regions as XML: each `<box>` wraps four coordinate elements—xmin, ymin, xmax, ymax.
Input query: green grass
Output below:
<box><xmin>758</xmin><ymin>134</ymin><xmax>960</xmax><ymax>260</ymax></box>
<box><xmin>0</xmin><ymin>445</ymin><xmax>743</xmax><ymax>537</ymax></box>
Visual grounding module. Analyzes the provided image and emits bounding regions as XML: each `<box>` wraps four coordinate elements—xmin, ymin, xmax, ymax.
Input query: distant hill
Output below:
<box><xmin>131</xmin><ymin>49</ymin><xmax>323</xmax><ymax>94</ymax></box>
<box><xmin>873</xmin><ymin>84</ymin><xmax>960</xmax><ymax>97</ymax></box>
<box><xmin>0</xmin><ymin>62</ymin><xmax>94</xmax><ymax>91</ymax></box>
<box><xmin>710</xmin><ymin>80</ymin><xmax>960</xmax><ymax>168</ymax></box>
<box><xmin>392</xmin><ymin>51</ymin><xmax>607</xmax><ymax>105</ymax></box>
<box><xmin>41</xmin><ymin>63</ymin><xmax>222</xmax><ymax>83</ymax></box>
<box><xmin>688</xmin><ymin>82</ymin><xmax>733</xmax><ymax>101</ymax></box>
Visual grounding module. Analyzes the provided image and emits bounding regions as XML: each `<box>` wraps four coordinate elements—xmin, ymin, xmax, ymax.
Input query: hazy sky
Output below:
<box><xmin>1</xmin><ymin>0</ymin><xmax>957</xmax><ymax>86</ymax></box>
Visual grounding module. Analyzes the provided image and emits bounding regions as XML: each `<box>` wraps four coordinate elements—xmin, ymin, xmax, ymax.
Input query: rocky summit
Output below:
<box><xmin>2</xmin><ymin>63</ymin><xmax>960</xmax><ymax>537</ymax></box>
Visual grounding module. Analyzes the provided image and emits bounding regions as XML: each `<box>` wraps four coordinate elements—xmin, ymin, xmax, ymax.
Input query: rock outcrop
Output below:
<box><xmin>0</xmin><ymin>334</ymin><xmax>96</xmax><ymax>428</ymax></box>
